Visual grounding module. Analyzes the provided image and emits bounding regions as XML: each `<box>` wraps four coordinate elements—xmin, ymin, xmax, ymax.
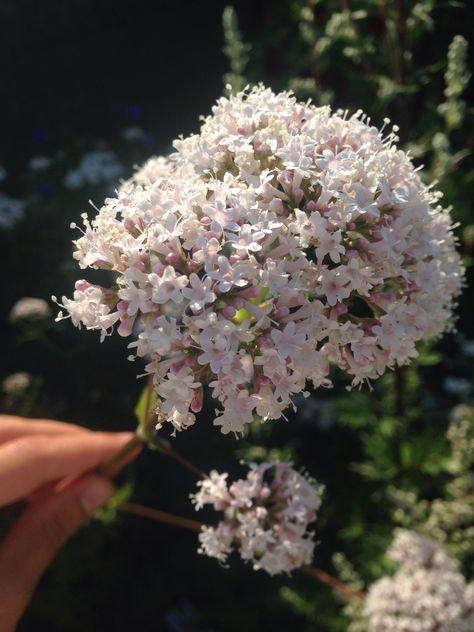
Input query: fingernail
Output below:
<box><xmin>79</xmin><ymin>477</ymin><xmax>114</xmax><ymax>514</ymax></box>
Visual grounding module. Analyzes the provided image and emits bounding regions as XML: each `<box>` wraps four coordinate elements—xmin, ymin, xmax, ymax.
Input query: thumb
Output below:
<box><xmin>0</xmin><ymin>474</ymin><xmax>113</xmax><ymax>631</ymax></box>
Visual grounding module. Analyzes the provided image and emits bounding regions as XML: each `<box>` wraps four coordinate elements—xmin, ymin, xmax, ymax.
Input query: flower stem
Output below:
<box><xmin>118</xmin><ymin>501</ymin><xmax>204</xmax><ymax>532</ymax></box>
<box><xmin>301</xmin><ymin>565</ymin><xmax>365</xmax><ymax>600</ymax></box>
<box><xmin>161</xmin><ymin>444</ymin><xmax>205</xmax><ymax>479</ymax></box>
<box><xmin>118</xmin><ymin>500</ymin><xmax>365</xmax><ymax>600</ymax></box>
<box><xmin>99</xmin><ymin>434</ymin><xmax>144</xmax><ymax>475</ymax></box>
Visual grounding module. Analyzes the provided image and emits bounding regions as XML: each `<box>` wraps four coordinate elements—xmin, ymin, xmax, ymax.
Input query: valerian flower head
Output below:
<box><xmin>55</xmin><ymin>85</ymin><xmax>463</xmax><ymax>434</ymax></box>
<box><xmin>365</xmin><ymin>530</ymin><xmax>474</xmax><ymax>632</ymax></box>
<box><xmin>191</xmin><ymin>462</ymin><xmax>321</xmax><ymax>575</ymax></box>
<box><xmin>9</xmin><ymin>297</ymin><xmax>52</xmax><ymax>321</ymax></box>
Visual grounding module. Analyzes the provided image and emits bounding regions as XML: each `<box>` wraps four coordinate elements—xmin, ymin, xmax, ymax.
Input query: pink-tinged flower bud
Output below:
<box><xmin>222</xmin><ymin>305</ymin><xmax>237</xmax><ymax>318</ymax></box>
<box><xmin>75</xmin><ymin>279</ymin><xmax>91</xmax><ymax>291</ymax></box>
<box><xmin>244</xmin><ymin>285</ymin><xmax>261</xmax><ymax>298</ymax></box>
<box><xmin>182</xmin><ymin>335</ymin><xmax>193</xmax><ymax>347</ymax></box>
<box><xmin>232</xmin><ymin>298</ymin><xmax>245</xmax><ymax>309</ymax></box>
<box><xmin>275</xmin><ymin>306</ymin><xmax>290</xmax><ymax>318</ymax></box>
<box><xmin>124</xmin><ymin>217</ymin><xmax>136</xmax><ymax>232</ymax></box>
<box><xmin>118</xmin><ymin>314</ymin><xmax>135</xmax><ymax>337</ymax></box>
<box><xmin>255</xmin><ymin>506</ymin><xmax>268</xmax><ymax>519</ymax></box>
<box><xmin>293</xmin><ymin>188</ymin><xmax>304</xmax><ymax>204</ymax></box>
<box><xmin>345</xmin><ymin>249</ymin><xmax>359</xmax><ymax>259</ymax></box>
<box><xmin>165</xmin><ymin>252</ymin><xmax>181</xmax><ymax>266</ymax></box>
<box><xmin>306</xmin><ymin>200</ymin><xmax>317</xmax><ymax>212</ymax></box>
<box><xmin>190</xmin><ymin>388</ymin><xmax>203</xmax><ymax>413</ymax></box>
<box><xmin>269</xmin><ymin>198</ymin><xmax>285</xmax><ymax>215</ymax></box>
<box><xmin>117</xmin><ymin>300</ymin><xmax>129</xmax><ymax>312</ymax></box>
<box><xmin>152</xmin><ymin>263</ymin><xmax>165</xmax><ymax>275</ymax></box>
<box><xmin>335</xmin><ymin>303</ymin><xmax>348</xmax><ymax>315</ymax></box>
<box><xmin>200</xmin><ymin>216</ymin><xmax>212</xmax><ymax>225</ymax></box>
<box><xmin>259</xmin><ymin>336</ymin><xmax>273</xmax><ymax>349</ymax></box>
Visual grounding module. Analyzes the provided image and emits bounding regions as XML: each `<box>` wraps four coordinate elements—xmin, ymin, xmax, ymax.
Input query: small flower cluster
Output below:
<box><xmin>365</xmin><ymin>530</ymin><xmax>474</xmax><ymax>631</ymax></box>
<box><xmin>55</xmin><ymin>86</ymin><xmax>463</xmax><ymax>434</ymax></box>
<box><xmin>10</xmin><ymin>297</ymin><xmax>51</xmax><ymax>321</ymax></box>
<box><xmin>64</xmin><ymin>150</ymin><xmax>125</xmax><ymax>190</ymax></box>
<box><xmin>191</xmin><ymin>462</ymin><xmax>321</xmax><ymax>575</ymax></box>
<box><xmin>0</xmin><ymin>193</ymin><xmax>25</xmax><ymax>229</ymax></box>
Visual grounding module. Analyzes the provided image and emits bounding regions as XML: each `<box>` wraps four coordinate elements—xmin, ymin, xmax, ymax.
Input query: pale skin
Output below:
<box><xmin>0</xmin><ymin>415</ymin><xmax>141</xmax><ymax>631</ymax></box>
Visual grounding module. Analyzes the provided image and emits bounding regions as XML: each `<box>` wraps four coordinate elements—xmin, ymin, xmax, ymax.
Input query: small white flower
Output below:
<box><xmin>148</xmin><ymin>266</ymin><xmax>189</xmax><ymax>304</ymax></box>
<box><xmin>182</xmin><ymin>274</ymin><xmax>216</xmax><ymax>313</ymax></box>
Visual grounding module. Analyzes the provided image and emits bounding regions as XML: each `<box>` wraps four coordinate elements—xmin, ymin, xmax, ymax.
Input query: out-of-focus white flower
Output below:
<box><xmin>444</xmin><ymin>376</ymin><xmax>472</xmax><ymax>397</ymax></box>
<box><xmin>64</xmin><ymin>151</ymin><xmax>125</xmax><ymax>189</ymax></box>
<box><xmin>121</xmin><ymin>126</ymin><xmax>145</xmax><ymax>141</ymax></box>
<box><xmin>365</xmin><ymin>530</ymin><xmax>474</xmax><ymax>632</ymax></box>
<box><xmin>57</xmin><ymin>86</ymin><xmax>463</xmax><ymax>435</ymax></box>
<box><xmin>0</xmin><ymin>194</ymin><xmax>25</xmax><ymax>229</ymax></box>
<box><xmin>28</xmin><ymin>156</ymin><xmax>51</xmax><ymax>171</ymax></box>
<box><xmin>2</xmin><ymin>372</ymin><xmax>32</xmax><ymax>395</ymax></box>
<box><xmin>191</xmin><ymin>462</ymin><xmax>322</xmax><ymax>575</ymax></box>
<box><xmin>10</xmin><ymin>297</ymin><xmax>52</xmax><ymax>321</ymax></box>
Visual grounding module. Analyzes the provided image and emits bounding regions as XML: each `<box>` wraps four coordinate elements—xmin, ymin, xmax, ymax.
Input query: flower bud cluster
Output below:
<box><xmin>191</xmin><ymin>462</ymin><xmax>321</xmax><ymax>575</ymax></box>
<box><xmin>365</xmin><ymin>530</ymin><xmax>474</xmax><ymax>631</ymax></box>
<box><xmin>55</xmin><ymin>85</ymin><xmax>463</xmax><ymax>434</ymax></box>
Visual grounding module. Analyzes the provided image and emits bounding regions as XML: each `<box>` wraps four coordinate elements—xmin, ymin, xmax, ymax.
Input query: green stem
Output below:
<box><xmin>98</xmin><ymin>434</ymin><xmax>144</xmax><ymax>475</ymax></box>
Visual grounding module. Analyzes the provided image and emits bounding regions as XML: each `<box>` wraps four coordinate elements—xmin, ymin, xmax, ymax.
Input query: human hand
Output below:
<box><xmin>0</xmin><ymin>415</ymin><xmax>140</xmax><ymax>631</ymax></box>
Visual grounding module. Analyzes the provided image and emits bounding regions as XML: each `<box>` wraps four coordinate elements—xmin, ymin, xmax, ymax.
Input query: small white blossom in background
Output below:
<box><xmin>191</xmin><ymin>462</ymin><xmax>322</xmax><ymax>575</ymax></box>
<box><xmin>28</xmin><ymin>155</ymin><xmax>52</xmax><ymax>171</ymax></box>
<box><xmin>444</xmin><ymin>376</ymin><xmax>472</xmax><ymax>397</ymax></box>
<box><xmin>10</xmin><ymin>297</ymin><xmax>52</xmax><ymax>321</ymax></box>
<box><xmin>63</xmin><ymin>150</ymin><xmax>125</xmax><ymax>190</ymax></box>
<box><xmin>365</xmin><ymin>529</ymin><xmax>474</xmax><ymax>632</ymax></box>
<box><xmin>121</xmin><ymin>126</ymin><xmax>146</xmax><ymax>141</ymax></box>
<box><xmin>56</xmin><ymin>85</ymin><xmax>463</xmax><ymax>435</ymax></box>
<box><xmin>0</xmin><ymin>193</ymin><xmax>25</xmax><ymax>229</ymax></box>
<box><xmin>2</xmin><ymin>372</ymin><xmax>32</xmax><ymax>395</ymax></box>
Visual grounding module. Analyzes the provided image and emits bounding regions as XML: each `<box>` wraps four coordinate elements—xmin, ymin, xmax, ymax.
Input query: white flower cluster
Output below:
<box><xmin>0</xmin><ymin>193</ymin><xmax>25</xmax><ymax>229</ymax></box>
<box><xmin>191</xmin><ymin>462</ymin><xmax>321</xmax><ymax>575</ymax></box>
<box><xmin>56</xmin><ymin>86</ymin><xmax>463</xmax><ymax>434</ymax></box>
<box><xmin>365</xmin><ymin>530</ymin><xmax>474</xmax><ymax>631</ymax></box>
<box><xmin>10</xmin><ymin>297</ymin><xmax>51</xmax><ymax>321</ymax></box>
<box><xmin>63</xmin><ymin>150</ymin><xmax>125</xmax><ymax>190</ymax></box>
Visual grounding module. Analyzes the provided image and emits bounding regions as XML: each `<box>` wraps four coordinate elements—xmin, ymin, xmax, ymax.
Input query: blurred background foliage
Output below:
<box><xmin>0</xmin><ymin>1</ymin><xmax>473</xmax><ymax>630</ymax></box>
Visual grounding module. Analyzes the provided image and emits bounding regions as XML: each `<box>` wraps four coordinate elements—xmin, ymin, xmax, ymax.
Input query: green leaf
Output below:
<box><xmin>94</xmin><ymin>482</ymin><xmax>134</xmax><ymax>524</ymax></box>
<box><xmin>134</xmin><ymin>384</ymin><xmax>158</xmax><ymax>429</ymax></box>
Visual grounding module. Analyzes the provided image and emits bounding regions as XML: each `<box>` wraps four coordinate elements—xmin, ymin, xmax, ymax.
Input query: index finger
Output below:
<box><xmin>0</xmin><ymin>416</ymin><xmax>89</xmax><ymax>444</ymax></box>
<box><xmin>0</xmin><ymin>432</ymin><xmax>135</xmax><ymax>506</ymax></box>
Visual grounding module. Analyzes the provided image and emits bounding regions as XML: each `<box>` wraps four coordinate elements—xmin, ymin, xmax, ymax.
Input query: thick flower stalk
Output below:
<box><xmin>365</xmin><ymin>530</ymin><xmax>474</xmax><ymax>631</ymax></box>
<box><xmin>191</xmin><ymin>462</ymin><xmax>321</xmax><ymax>575</ymax></box>
<box><xmin>55</xmin><ymin>85</ymin><xmax>463</xmax><ymax>434</ymax></box>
